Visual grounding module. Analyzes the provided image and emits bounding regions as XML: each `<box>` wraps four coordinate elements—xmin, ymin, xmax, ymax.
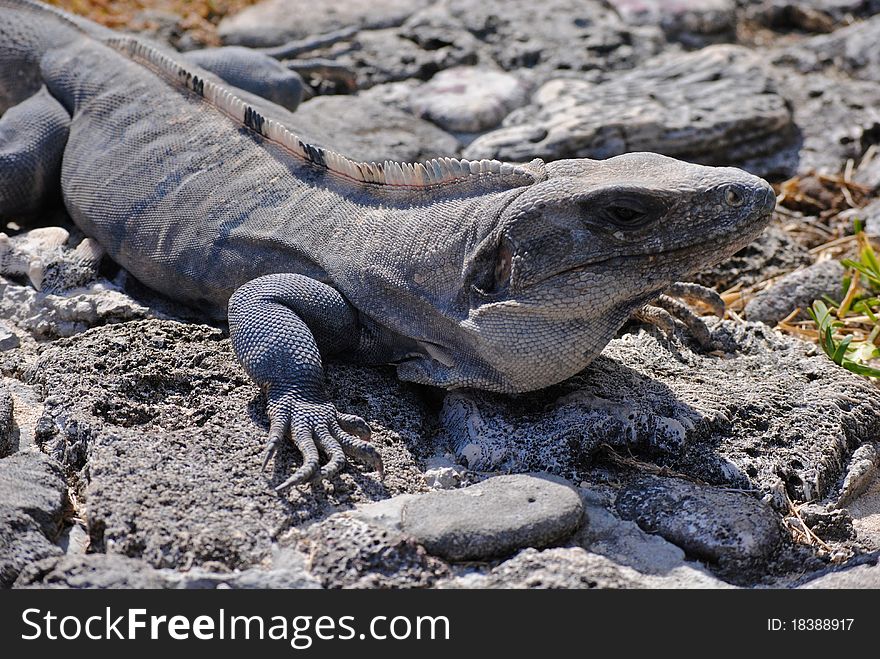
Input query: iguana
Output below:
<box><xmin>0</xmin><ymin>0</ymin><xmax>776</xmax><ymax>489</ymax></box>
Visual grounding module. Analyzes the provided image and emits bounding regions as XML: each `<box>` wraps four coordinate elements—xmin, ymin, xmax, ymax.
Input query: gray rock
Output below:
<box><xmin>693</xmin><ymin>222</ymin><xmax>812</xmax><ymax>292</ymax></box>
<box><xmin>575</xmin><ymin>486</ymin><xmax>694</xmax><ymax>575</ymax></box>
<box><xmin>1</xmin><ymin>377</ymin><xmax>44</xmax><ymax>454</ymax></box>
<box><xmin>14</xmin><ymin>549</ymin><xmax>322</xmax><ymax>589</ymax></box>
<box><xmin>400</xmin><ymin>474</ymin><xmax>584</xmax><ymax>561</ymax></box>
<box><xmin>402</xmin><ymin>0</ymin><xmax>666</xmax><ymax>76</ymax></box>
<box><xmin>438</xmin><ymin>320</ymin><xmax>880</xmax><ymax>503</ymax></box>
<box><xmin>464</xmin><ymin>45</ymin><xmax>793</xmax><ymax>175</ymax></box>
<box><xmin>300</xmin><ymin>513</ymin><xmax>448</xmax><ymax>588</ymax></box>
<box><xmin>0</xmin><ymin>319</ymin><xmax>19</xmax><ymax>351</ymax></box>
<box><xmin>0</xmin><ymin>380</ymin><xmax>12</xmax><ymax>457</ymax></box>
<box><xmin>323</xmin><ymin>27</ymin><xmax>480</xmax><ymax>90</ymax></box>
<box><xmin>775</xmin><ymin>14</ymin><xmax>880</xmax><ymax>81</ymax></box>
<box><xmin>745</xmin><ymin>260</ymin><xmax>846</xmax><ymax>325</ymax></box>
<box><xmin>770</xmin><ymin>69</ymin><xmax>880</xmax><ymax>176</ymax></box>
<box><xmin>285</xmin><ymin>0</ymin><xmax>664</xmax><ymax>90</ymax></box>
<box><xmin>834</xmin><ymin>443</ymin><xmax>880</xmax><ymax>508</ymax></box>
<box><xmin>15</xmin><ymin>554</ymin><xmax>170</xmax><ymax>589</ymax></box>
<box><xmin>0</xmin><ymin>452</ymin><xmax>67</xmax><ymax>587</ymax></box>
<box><xmin>421</xmin><ymin>456</ymin><xmax>466</xmax><ymax>490</ymax></box>
<box><xmin>0</xmin><ymin>277</ymin><xmax>153</xmax><ymax>339</ymax></box>
<box><xmin>798</xmin><ymin>558</ymin><xmax>880</xmax><ymax>588</ymax></box>
<box><xmin>608</xmin><ymin>0</ymin><xmax>737</xmax><ymax>46</ymax></box>
<box><xmin>20</xmin><ymin>319</ymin><xmax>430</xmax><ymax>571</ymax></box>
<box><xmin>615</xmin><ymin>475</ymin><xmax>785</xmax><ymax>580</ymax></box>
<box><xmin>446</xmin><ymin>546</ymin><xmax>731</xmax><ymax>588</ymax></box>
<box><xmin>292</xmin><ymin>94</ymin><xmax>460</xmax><ymax>162</ymax></box>
<box><xmin>218</xmin><ymin>0</ymin><xmax>431</xmax><ymax>47</ymax></box>
<box><xmin>695</xmin><ymin>223</ymin><xmax>814</xmax><ymax>289</ymax></box>
<box><xmin>410</xmin><ymin>67</ymin><xmax>532</xmax><ymax>133</ymax></box>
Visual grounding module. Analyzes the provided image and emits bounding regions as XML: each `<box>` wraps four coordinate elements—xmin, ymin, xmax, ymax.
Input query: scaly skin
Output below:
<box><xmin>0</xmin><ymin>0</ymin><xmax>775</xmax><ymax>488</ymax></box>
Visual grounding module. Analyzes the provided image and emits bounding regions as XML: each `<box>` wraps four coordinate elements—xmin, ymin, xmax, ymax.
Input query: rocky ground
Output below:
<box><xmin>5</xmin><ymin>0</ymin><xmax>880</xmax><ymax>589</ymax></box>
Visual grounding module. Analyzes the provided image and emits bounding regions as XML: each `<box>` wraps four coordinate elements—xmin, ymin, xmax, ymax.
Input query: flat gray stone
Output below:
<box><xmin>439</xmin><ymin>320</ymin><xmax>880</xmax><ymax>504</ymax></box>
<box><xmin>464</xmin><ymin>45</ymin><xmax>793</xmax><ymax>175</ymax></box>
<box><xmin>745</xmin><ymin>260</ymin><xmax>846</xmax><ymax>325</ymax></box>
<box><xmin>401</xmin><ymin>474</ymin><xmax>584</xmax><ymax>561</ymax></box>
<box><xmin>21</xmin><ymin>319</ymin><xmax>430</xmax><ymax>572</ymax></box>
<box><xmin>15</xmin><ymin>554</ymin><xmax>170</xmax><ymax>589</ymax></box>
<box><xmin>0</xmin><ymin>452</ymin><xmax>67</xmax><ymax>587</ymax></box>
<box><xmin>410</xmin><ymin>67</ymin><xmax>531</xmax><ymax>133</ymax></box>
<box><xmin>292</xmin><ymin>94</ymin><xmax>460</xmax><ymax>162</ymax></box>
<box><xmin>445</xmin><ymin>546</ymin><xmax>731</xmax><ymax>589</ymax></box>
<box><xmin>615</xmin><ymin>475</ymin><xmax>785</xmax><ymax>579</ymax></box>
<box><xmin>218</xmin><ymin>0</ymin><xmax>430</xmax><ymax>47</ymax></box>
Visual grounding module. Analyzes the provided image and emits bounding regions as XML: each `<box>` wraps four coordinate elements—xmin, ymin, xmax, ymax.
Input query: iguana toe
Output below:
<box><xmin>274</xmin><ymin>421</ymin><xmax>322</xmax><ymax>491</ymax></box>
<box><xmin>634</xmin><ymin>282</ymin><xmax>726</xmax><ymax>351</ymax></box>
<box><xmin>267</xmin><ymin>395</ymin><xmax>382</xmax><ymax>491</ymax></box>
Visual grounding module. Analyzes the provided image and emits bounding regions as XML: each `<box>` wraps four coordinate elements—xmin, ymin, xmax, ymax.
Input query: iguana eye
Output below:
<box><xmin>605</xmin><ymin>204</ymin><xmax>648</xmax><ymax>227</ymax></box>
<box><xmin>724</xmin><ymin>186</ymin><xmax>744</xmax><ymax>207</ymax></box>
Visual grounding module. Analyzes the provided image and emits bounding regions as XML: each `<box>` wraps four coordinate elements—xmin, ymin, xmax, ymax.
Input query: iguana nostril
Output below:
<box><xmin>761</xmin><ymin>185</ymin><xmax>776</xmax><ymax>212</ymax></box>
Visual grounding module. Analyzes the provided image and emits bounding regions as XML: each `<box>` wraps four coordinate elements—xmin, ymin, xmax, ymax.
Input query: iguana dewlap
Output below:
<box><xmin>0</xmin><ymin>0</ymin><xmax>776</xmax><ymax>488</ymax></box>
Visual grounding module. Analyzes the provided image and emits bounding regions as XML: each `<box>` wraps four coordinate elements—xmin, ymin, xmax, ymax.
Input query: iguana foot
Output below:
<box><xmin>265</xmin><ymin>389</ymin><xmax>383</xmax><ymax>492</ymax></box>
<box><xmin>634</xmin><ymin>282</ymin><xmax>724</xmax><ymax>350</ymax></box>
<box><xmin>228</xmin><ymin>273</ymin><xmax>385</xmax><ymax>491</ymax></box>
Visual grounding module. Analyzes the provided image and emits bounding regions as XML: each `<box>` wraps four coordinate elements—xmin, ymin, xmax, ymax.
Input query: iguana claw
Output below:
<box><xmin>634</xmin><ymin>281</ymin><xmax>725</xmax><ymax>350</ymax></box>
<box><xmin>266</xmin><ymin>391</ymin><xmax>383</xmax><ymax>492</ymax></box>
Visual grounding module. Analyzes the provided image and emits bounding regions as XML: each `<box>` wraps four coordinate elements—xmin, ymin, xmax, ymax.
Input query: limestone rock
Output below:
<box><xmin>218</xmin><ymin>0</ymin><xmax>431</xmax><ymax>47</ymax></box>
<box><xmin>410</xmin><ymin>67</ymin><xmax>531</xmax><ymax>133</ymax></box>
<box><xmin>615</xmin><ymin>475</ymin><xmax>785</xmax><ymax>580</ymax></box>
<box><xmin>464</xmin><ymin>46</ymin><xmax>792</xmax><ymax>175</ymax></box>
<box><xmin>21</xmin><ymin>319</ymin><xmax>430</xmax><ymax>572</ymax></box>
<box><xmin>293</xmin><ymin>95</ymin><xmax>460</xmax><ymax>162</ymax></box>
<box><xmin>745</xmin><ymin>260</ymin><xmax>846</xmax><ymax>325</ymax></box>
<box><xmin>438</xmin><ymin>320</ymin><xmax>880</xmax><ymax>503</ymax></box>
<box><xmin>0</xmin><ymin>452</ymin><xmax>67</xmax><ymax>587</ymax></box>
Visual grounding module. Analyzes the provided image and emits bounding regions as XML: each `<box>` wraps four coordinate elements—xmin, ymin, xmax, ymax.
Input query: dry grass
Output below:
<box><xmin>46</xmin><ymin>0</ymin><xmax>261</xmax><ymax>45</ymax></box>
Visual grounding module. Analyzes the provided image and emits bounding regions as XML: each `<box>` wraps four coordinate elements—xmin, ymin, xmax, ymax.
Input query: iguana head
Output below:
<box><xmin>396</xmin><ymin>152</ymin><xmax>774</xmax><ymax>393</ymax></box>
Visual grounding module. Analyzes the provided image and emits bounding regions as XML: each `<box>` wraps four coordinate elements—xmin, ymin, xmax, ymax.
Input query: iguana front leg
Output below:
<box><xmin>228</xmin><ymin>273</ymin><xmax>383</xmax><ymax>491</ymax></box>
<box><xmin>634</xmin><ymin>282</ymin><xmax>725</xmax><ymax>349</ymax></box>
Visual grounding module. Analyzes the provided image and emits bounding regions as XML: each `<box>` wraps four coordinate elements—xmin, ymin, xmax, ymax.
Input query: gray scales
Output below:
<box><xmin>0</xmin><ymin>0</ymin><xmax>775</xmax><ymax>488</ymax></box>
